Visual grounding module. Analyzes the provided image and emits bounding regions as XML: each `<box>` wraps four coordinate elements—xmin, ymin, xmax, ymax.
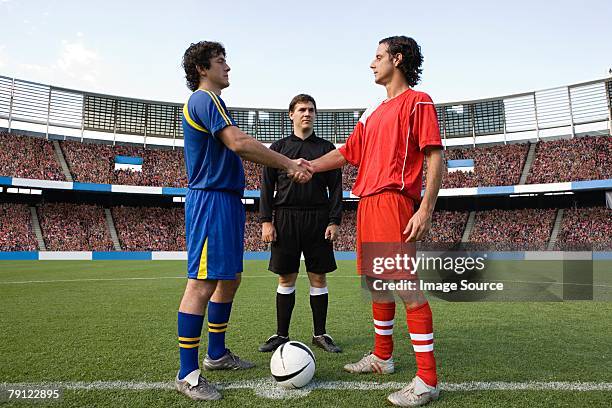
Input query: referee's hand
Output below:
<box><xmin>325</xmin><ymin>224</ymin><xmax>339</xmax><ymax>241</ymax></box>
<box><xmin>262</xmin><ymin>222</ymin><xmax>277</xmax><ymax>243</ymax></box>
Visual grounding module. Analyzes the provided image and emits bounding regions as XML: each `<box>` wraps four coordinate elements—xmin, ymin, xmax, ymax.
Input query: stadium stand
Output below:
<box><xmin>242</xmin><ymin>160</ymin><xmax>263</xmax><ymax>191</ymax></box>
<box><xmin>244</xmin><ymin>211</ymin><xmax>269</xmax><ymax>251</ymax></box>
<box><xmin>37</xmin><ymin>203</ymin><xmax>113</xmax><ymax>251</ymax></box>
<box><xmin>556</xmin><ymin>207</ymin><xmax>612</xmax><ymax>250</ymax></box>
<box><xmin>60</xmin><ymin>140</ymin><xmax>188</xmax><ymax>187</ymax></box>
<box><xmin>111</xmin><ymin>206</ymin><xmax>185</xmax><ymax>251</ymax></box>
<box><xmin>469</xmin><ymin>208</ymin><xmax>557</xmax><ymax>250</ymax></box>
<box><xmin>342</xmin><ymin>164</ymin><xmax>358</xmax><ymax>192</ymax></box>
<box><xmin>527</xmin><ymin>135</ymin><xmax>612</xmax><ymax>184</ymax></box>
<box><xmin>422</xmin><ymin>210</ymin><xmax>469</xmax><ymax>243</ymax></box>
<box><xmin>335</xmin><ymin>209</ymin><xmax>357</xmax><ymax>251</ymax></box>
<box><xmin>0</xmin><ymin>132</ymin><xmax>65</xmax><ymax>180</ymax></box>
<box><xmin>0</xmin><ymin>203</ymin><xmax>38</xmax><ymax>251</ymax></box>
<box><xmin>442</xmin><ymin>143</ymin><xmax>529</xmax><ymax>188</ymax></box>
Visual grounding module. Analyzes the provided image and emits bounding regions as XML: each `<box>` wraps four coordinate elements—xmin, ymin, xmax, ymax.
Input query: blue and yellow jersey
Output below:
<box><xmin>182</xmin><ymin>90</ymin><xmax>245</xmax><ymax>194</ymax></box>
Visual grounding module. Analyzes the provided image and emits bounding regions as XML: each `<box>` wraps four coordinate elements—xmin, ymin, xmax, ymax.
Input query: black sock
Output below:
<box><xmin>276</xmin><ymin>286</ymin><xmax>295</xmax><ymax>337</ymax></box>
<box><xmin>310</xmin><ymin>286</ymin><xmax>329</xmax><ymax>336</ymax></box>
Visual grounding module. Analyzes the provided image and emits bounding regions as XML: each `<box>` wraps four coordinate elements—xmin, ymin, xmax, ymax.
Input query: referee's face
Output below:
<box><xmin>289</xmin><ymin>102</ymin><xmax>316</xmax><ymax>134</ymax></box>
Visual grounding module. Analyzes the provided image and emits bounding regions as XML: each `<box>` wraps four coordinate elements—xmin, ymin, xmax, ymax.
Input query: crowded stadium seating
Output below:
<box><xmin>112</xmin><ymin>206</ymin><xmax>185</xmax><ymax>251</ymax></box>
<box><xmin>422</xmin><ymin>211</ymin><xmax>469</xmax><ymax>243</ymax></box>
<box><xmin>60</xmin><ymin>140</ymin><xmax>188</xmax><ymax>187</ymax></box>
<box><xmin>555</xmin><ymin>207</ymin><xmax>612</xmax><ymax>250</ymax></box>
<box><xmin>0</xmin><ymin>132</ymin><xmax>65</xmax><ymax>181</ymax></box>
<box><xmin>469</xmin><ymin>208</ymin><xmax>556</xmax><ymax>250</ymax></box>
<box><xmin>527</xmin><ymin>135</ymin><xmax>612</xmax><ymax>184</ymax></box>
<box><xmin>442</xmin><ymin>143</ymin><xmax>529</xmax><ymax>188</ymax></box>
<box><xmin>37</xmin><ymin>203</ymin><xmax>113</xmax><ymax>251</ymax></box>
<box><xmin>0</xmin><ymin>203</ymin><xmax>38</xmax><ymax>251</ymax></box>
<box><xmin>2</xmin><ymin>132</ymin><xmax>610</xmax><ymax>191</ymax></box>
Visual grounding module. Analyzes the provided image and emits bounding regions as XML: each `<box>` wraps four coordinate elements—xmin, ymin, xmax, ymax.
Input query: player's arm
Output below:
<box><xmin>260</xmin><ymin>144</ymin><xmax>279</xmax><ymax>243</ymax></box>
<box><xmin>310</xmin><ymin>149</ymin><xmax>347</xmax><ymax>173</ymax></box>
<box><xmin>218</xmin><ymin>126</ymin><xmax>311</xmax><ymax>180</ymax></box>
<box><xmin>404</xmin><ymin>147</ymin><xmax>444</xmax><ymax>241</ymax></box>
<box><xmin>324</xmin><ymin>161</ymin><xmax>343</xmax><ymax>241</ymax></box>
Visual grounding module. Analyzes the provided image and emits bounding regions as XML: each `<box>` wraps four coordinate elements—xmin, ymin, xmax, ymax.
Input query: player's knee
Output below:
<box><xmin>308</xmin><ymin>273</ymin><xmax>326</xmax><ymax>288</ymax></box>
<box><xmin>185</xmin><ymin>278</ymin><xmax>217</xmax><ymax>300</ymax></box>
<box><xmin>278</xmin><ymin>273</ymin><xmax>298</xmax><ymax>287</ymax></box>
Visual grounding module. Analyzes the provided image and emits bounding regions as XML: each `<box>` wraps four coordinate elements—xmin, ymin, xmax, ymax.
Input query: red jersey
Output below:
<box><xmin>339</xmin><ymin>88</ymin><xmax>442</xmax><ymax>201</ymax></box>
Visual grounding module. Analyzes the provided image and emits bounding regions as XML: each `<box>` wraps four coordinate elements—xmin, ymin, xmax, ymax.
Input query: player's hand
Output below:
<box><xmin>324</xmin><ymin>224</ymin><xmax>339</xmax><ymax>241</ymax></box>
<box><xmin>403</xmin><ymin>209</ymin><xmax>432</xmax><ymax>242</ymax></box>
<box><xmin>261</xmin><ymin>222</ymin><xmax>277</xmax><ymax>243</ymax></box>
<box><xmin>287</xmin><ymin>158</ymin><xmax>313</xmax><ymax>183</ymax></box>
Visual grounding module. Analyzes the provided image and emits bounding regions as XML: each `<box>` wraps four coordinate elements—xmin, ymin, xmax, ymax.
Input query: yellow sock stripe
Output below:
<box><xmin>182</xmin><ymin>103</ymin><xmax>210</xmax><ymax>133</ymax></box>
<box><xmin>178</xmin><ymin>336</ymin><xmax>201</xmax><ymax>342</ymax></box>
<box><xmin>202</xmin><ymin>90</ymin><xmax>232</xmax><ymax>126</ymax></box>
<box><xmin>208</xmin><ymin>328</ymin><xmax>227</xmax><ymax>333</ymax></box>
<box><xmin>207</xmin><ymin>322</ymin><xmax>228</xmax><ymax>328</ymax></box>
<box><xmin>179</xmin><ymin>343</ymin><xmax>200</xmax><ymax>349</ymax></box>
<box><xmin>196</xmin><ymin>238</ymin><xmax>208</xmax><ymax>280</ymax></box>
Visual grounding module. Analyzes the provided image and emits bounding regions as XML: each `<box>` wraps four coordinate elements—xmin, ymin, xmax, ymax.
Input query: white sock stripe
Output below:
<box><xmin>413</xmin><ymin>344</ymin><xmax>434</xmax><ymax>352</ymax></box>
<box><xmin>310</xmin><ymin>286</ymin><xmax>329</xmax><ymax>296</ymax></box>
<box><xmin>410</xmin><ymin>333</ymin><xmax>434</xmax><ymax>341</ymax></box>
<box><xmin>374</xmin><ymin>328</ymin><xmax>394</xmax><ymax>336</ymax></box>
<box><xmin>373</xmin><ymin>319</ymin><xmax>394</xmax><ymax>326</ymax></box>
<box><xmin>276</xmin><ymin>285</ymin><xmax>295</xmax><ymax>295</ymax></box>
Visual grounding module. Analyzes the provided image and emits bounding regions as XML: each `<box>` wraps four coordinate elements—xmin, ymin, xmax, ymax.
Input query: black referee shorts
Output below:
<box><xmin>269</xmin><ymin>208</ymin><xmax>337</xmax><ymax>275</ymax></box>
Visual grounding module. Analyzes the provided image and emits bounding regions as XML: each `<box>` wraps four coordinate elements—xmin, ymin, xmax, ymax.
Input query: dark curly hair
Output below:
<box><xmin>289</xmin><ymin>94</ymin><xmax>317</xmax><ymax>112</ymax></box>
<box><xmin>182</xmin><ymin>41</ymin><xmax>226</xmax><ymax>91</ymax></box>
<box><xmin>379</xmin><ymin>36</ymin><xmax>423</xmax><ymax>87</ymax></box>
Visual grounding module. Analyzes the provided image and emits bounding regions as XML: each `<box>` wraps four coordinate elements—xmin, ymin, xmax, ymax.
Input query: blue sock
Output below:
<box><xmin>178</xmin><ymin>311</ymin><xmax>204</xmax><ymax>379</ymax></box>
<box><xmin>207</xmin><ymin>301</ymin><xmax>232</xmax><ymax>360</ymax></box>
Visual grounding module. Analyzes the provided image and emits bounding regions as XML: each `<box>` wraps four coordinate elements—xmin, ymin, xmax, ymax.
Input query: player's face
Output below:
<box><xmin>370</xmin><ymin>43</ymin><xmax>395</xmax><ymax>85</ymax></box>
<box><xmin>205</xmin><ymin>54</ymin><xmax>231</xmax><ymax>89</ymax></box>
<box><xmin>289</xmin><ymin>102</ymin><xmax>316</xmax><ymax>133</ymax></box>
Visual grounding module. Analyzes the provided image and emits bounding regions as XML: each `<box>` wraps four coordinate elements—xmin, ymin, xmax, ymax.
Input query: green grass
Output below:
<box><xmin>0</xmin><ymin>260</ymin><xmax>611</xmax><ymax>407</ymax></box>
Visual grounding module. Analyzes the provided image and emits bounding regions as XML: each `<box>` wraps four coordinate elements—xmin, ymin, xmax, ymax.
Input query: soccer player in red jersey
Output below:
<box><xmin>310</xmin><ymin>36</ymin><xmax>444</xmax><ymax>407</ymax></box>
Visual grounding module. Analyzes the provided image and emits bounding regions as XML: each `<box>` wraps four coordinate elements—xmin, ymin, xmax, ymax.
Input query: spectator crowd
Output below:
<box><xmin>527</xmin><ymin>136</ymin><xmax>612</xmax><ymax>184</ymax></box>
<box><xmin>556</xmin><ymin>207</ymin><xmax>612</xmax><ymax>250</ymax></box>
<box><xmin>38</xmin><ymin>203</ymin><xmax>113</xmax><ymax>251</ymax></box>
<box><xmin>0</xmin><ymin>203</ymin><xmax>38</xmax><ymax>251</ymax></box>
<box><xmin>469</xmin><ymin>208</ymin><xmax>556</xmax><ymax>250</ymax></box>
<box><xmin>0</xmin><ymin>132</ymin><xmax>65</xmax><ymax>181</ymax></box>
<box><xmin>112</xmin><ymin>206</ymin><xmax>185</xmax><ymax>251</ymax></box>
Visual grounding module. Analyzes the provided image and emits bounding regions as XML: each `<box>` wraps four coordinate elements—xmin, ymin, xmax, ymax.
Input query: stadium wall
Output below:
<box><xmin>1</xmin><ymin>251</ymin><xmax>611</xmax><ymax>261</ymax></box>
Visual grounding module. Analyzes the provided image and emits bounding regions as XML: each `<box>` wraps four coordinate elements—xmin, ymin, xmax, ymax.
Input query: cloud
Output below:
<box><xmin>16</xmin><ymin>39</ymin><xmax>102</xmax><ymax>86</ymax></box>
<box><xmin>0</xmin><ymin>45</ymin><xmax>5</xmax><ymax>68</ymax></box>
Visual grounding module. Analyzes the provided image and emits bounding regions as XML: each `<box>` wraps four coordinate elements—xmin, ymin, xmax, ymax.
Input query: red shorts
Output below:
<box><xmin>357</xmin><ymin>190</ymin><xmax>417</xmax><ymax>279</ymax></box>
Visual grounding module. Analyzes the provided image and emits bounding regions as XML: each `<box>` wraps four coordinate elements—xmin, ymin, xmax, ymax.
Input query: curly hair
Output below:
<box><xmin>289</xmin><ymin>94</ymin><xmax>317</xmax><ymax>112</ymax></box>
<box><xmin>379</xmin><ymin>36</ymin><xmax>423</xmax><ymax>87</ymax></box>
<box><xmin>182</xmin><ymin>41</ymin><xmax>226</xmax><ymax>91</ymax></box>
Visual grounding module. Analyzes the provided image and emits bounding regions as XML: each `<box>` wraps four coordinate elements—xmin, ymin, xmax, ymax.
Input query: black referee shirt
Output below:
<box><xmin>260</xmin><ymin>132</ymin><xmax>342</xmax><ymax>225</ymax></box>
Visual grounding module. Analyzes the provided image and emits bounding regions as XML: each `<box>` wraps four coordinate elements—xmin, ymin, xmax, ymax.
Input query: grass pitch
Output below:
<box><xmin>0</xmin><ymin>260</ymin><xmax>611</xmax><ymax>407</ymax></box>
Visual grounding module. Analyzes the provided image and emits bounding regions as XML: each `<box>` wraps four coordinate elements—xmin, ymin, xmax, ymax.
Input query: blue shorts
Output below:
<box><xmin>185</xmin><ymin>189</ymin><xmax>245</xmax><ymax>280</ymax></box>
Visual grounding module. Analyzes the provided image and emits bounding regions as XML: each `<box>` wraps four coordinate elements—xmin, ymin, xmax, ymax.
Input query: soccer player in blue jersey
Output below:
<box><xmin>175</xmin><ymin>41</ymin><xmax>312</xmax><ymax>401</ymax></box>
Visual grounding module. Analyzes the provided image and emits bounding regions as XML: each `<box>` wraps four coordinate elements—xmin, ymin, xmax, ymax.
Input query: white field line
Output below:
<box><xmin>2</xmin><ymin>379</ymin><xmax>611</xmax><ymax>400</ymax></box>
<box><xmin>1</xmin><ymin>275</ymin><xmax>611</xmax><ymax>289</ymax></box>
<box><xmin>0</xmin><ymin>275</ymin><xmax>360</xmax><ymax>285</ymax></box>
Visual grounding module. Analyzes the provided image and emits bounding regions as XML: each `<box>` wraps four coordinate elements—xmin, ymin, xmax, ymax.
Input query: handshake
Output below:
<box><xmin>287</xmin><ymin>158</ymin><xmax>314</xmax><ymax>183</ymax></box>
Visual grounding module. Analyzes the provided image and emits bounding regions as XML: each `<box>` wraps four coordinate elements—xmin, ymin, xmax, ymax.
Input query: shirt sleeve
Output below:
<box><xmin>338</xmin><ymin>120</ymin><xmax>364</xmax><ymax>167</ymax></box>
<box><xmin>259</xmin><ymin>141</ymin><xmax>280</xmax><ymax>223</ymax></box>
<box><xmin>412</xmin><ymin>93</ymin><xmax>443</xmax><ymax>151</ymax></box>
<box><xmin>189</xmin><ymin>90</ymin><xmax>236</xmax><ymax>137</ymax></box>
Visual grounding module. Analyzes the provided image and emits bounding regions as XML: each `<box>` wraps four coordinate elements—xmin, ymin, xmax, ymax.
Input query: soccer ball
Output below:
<box><xmin>270</xmin><ymin>341</ymin><xmax>316</xmax><ymax>389</ymax></box>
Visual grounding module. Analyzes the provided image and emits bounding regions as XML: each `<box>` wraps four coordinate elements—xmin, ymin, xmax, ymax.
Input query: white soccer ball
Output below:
<box><xmin>270</xmin><ymin>341</ymin><xmax>316</xmax><ymax>389</ymax></box>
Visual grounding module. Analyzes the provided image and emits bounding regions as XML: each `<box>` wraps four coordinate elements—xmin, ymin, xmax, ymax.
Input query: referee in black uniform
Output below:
<box><xmin>258</xmin><ymin>94</ymin><xmax>343</xmax><ymax>353</ymax></box>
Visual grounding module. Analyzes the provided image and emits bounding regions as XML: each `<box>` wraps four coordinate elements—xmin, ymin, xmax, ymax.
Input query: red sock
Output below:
<box><xmin>406</xmin><ymin>302</ymin><xmax>437</xmax><ymax>386</ymax></box>
<box><xmin>372</xmin><ymin>302</ymin><xmax>395</xmax><ymax>360</ymax></box>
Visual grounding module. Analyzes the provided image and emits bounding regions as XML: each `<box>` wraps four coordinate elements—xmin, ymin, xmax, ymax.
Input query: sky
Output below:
<box><xmin>1</xmin><ymin>0</ymin><xmax>611</xmax><ymax>109</ymax></box>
